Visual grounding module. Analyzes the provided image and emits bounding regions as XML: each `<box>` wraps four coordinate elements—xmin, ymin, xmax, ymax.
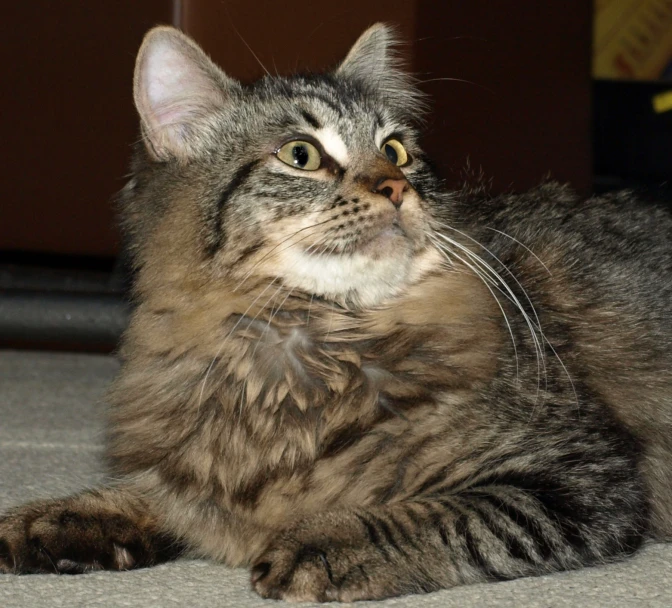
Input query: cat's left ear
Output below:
<box><xmin>134</xmin><ymin>26</ymin><xmax>240</xmax><ymax>162</ymax></box>
<box><xmin>337</xmin><ymin>23</ymin><xmax>422</xmax><ymax>110</ymax></box>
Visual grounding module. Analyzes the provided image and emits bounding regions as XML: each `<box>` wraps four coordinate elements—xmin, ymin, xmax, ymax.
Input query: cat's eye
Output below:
<box><xmin>381</xmin><ymin>139</ymin><xmax>408</xmax><ymax>166</ymax></box>
<box><xmin>276</xmin><ymin>140</ymin><xmax>321</xmax><ymax>171</ymax></box>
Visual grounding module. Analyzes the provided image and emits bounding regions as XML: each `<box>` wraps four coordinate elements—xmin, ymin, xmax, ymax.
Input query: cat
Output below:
<box><xmin>1</xmin><ymin>22</ymin><xmax>671</xmax><ymax>603</ymax></box>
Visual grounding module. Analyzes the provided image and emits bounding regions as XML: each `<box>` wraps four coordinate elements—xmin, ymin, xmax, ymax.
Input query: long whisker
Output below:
<box><xmin>427</xmin><ymin>234</ymin><xmax>520</xmax><ymax>379</ymax></box>
<box><xmin>456</xmin><ymin>236</ymin><xmax>550</xmax><ymax>400</ymax></box>
<box><xmin>485</xmin><ymin>227</ymin><xmax>552</xmax><ymax>276</ymax></box>
<box><xmin>431</xmin><ymin>225</ymin><xmax>577</xmax><ymax>408</ymax></box>
<box><xmin>247</xmin><ymin>234</ymin><xmax>326</xmax><ymax>366</ymax></box>
<box><xmin>233</xmin><ymin>280</ymin><xmax>287</xmax><ymax>417</ymax></box>
<box><xmin>233</xmin><ymin>217</ymin><xmax>335</xmax><ymax>292</ymax></box>
<box><xmin>416</xmin><ymin>77</ymin><xmax>495</xmax><ymax>96</ymax></box>
<box><xmin>248</xmin><ymin>282</ymin><xmax>290</xmax><ymax>362</ymax></box>
<box><xmin>433</xmin><ymin>231</ymin><xmax>543</xmax><ymax>342</ymax></box>
<box><xmin>306</xmin><ymin>292</ymin><xmax>315</xmax><ymax>324</ymax></box>
<box><xmin>433</xmin><ymin>224</ymin><xmax>547</xmax><ymax>396</ymax></box>
<box><xmin>318</xmin><ymin>241</ymin><xmax>345</xmax><ymax>339</ymax></box>
<box><xmin>433</xmin><ymin>232</ymin><xmax>545</xmax><ymax>400</ymax></box>
<box><xmin>434</xmin><ymin>223</ymin><xmax>543</xmax><ymax>326</ymax></box>
<box><xmin>224</xmin><ymin>8</ymin><xmax>271</xmax><ymax>77</ymax></box>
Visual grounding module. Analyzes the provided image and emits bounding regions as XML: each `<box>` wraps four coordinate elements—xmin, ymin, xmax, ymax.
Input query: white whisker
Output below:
<box><xmin>306</xmin><ymin>292</ymin><xmax>315</xmax><ymax>324</ymax></box>
<box><xmin>243</xmin><ymin>282</ymin><xmax>289</xmax><ymax>381</ymax></box>
<box><xmin>233</xmin><ymin>217</ymin><xmax>335</xmax><ymax>292</ymax></box>
<box><xmin>429</xmin><ymin>223</ymin><xmax>577</xmax><ymax>408</ymax></box>
<box><xmin>428</xmin><ymin>234</ymin><xmax>520</xmax><ymax>379</ymax></box>
<box><xmin>433</xmin><ymin>225</ymin><xmax>547</xmax><ymax>398</ymax></box>
<box><xmin>225</xmin><ymin>15</ymin><xmax>271</xmax><ymax>77</ymax></box>
<box><xmin>485</xmin><ymin>227</ymin><xmax>552</xmax><ymax>276</ymax></box>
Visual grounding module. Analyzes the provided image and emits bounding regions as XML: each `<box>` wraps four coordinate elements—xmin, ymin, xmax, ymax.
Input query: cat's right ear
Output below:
<box><xmin>133</xmin><ymin>27</ymin><xmax>239</xmax><ymax>162</ymax></box>
<box><xmin>337</xmin><ymin>24</ymin><xmax>425</xmax><ymax>117</ymax></box>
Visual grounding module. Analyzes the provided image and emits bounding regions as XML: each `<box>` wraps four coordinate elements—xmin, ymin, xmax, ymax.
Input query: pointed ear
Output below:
<box><xmin>337</xmin><ymin>24</ymin><xmax>423</xmax><ymax>114</ymax></box>
<box><xmin>338</xmin><ymin>23</ymin><xmax>398</xmax><ymax>81</ymax></box>
<box><xmin>133</xmin><ymin>26</ymin><xmax>239</xmax><ymax>161</ymax></box>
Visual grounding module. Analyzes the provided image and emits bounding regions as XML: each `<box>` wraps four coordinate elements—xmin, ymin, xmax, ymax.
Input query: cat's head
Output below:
<box><xmin>122</xmin><ymin>24</ymin><xmax>445</xmax><ymax>308</ymax></box>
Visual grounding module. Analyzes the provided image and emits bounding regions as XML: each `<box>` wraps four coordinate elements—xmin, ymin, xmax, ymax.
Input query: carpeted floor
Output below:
<box><xmin>1</xmin><ymin>350</ymin><xmax>670</xmax><ymax>607</ymax></box>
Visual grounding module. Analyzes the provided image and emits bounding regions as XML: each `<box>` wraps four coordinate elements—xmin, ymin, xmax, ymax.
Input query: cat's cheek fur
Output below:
<box><xmin>257</xmin><ymin>192</ymin><xmax>438</xmax><ymax>307</ymax></box>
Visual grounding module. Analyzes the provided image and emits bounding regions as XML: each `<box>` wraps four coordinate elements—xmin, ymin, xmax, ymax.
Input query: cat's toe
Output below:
<box><xmin>251</xmin><ymin>537</ymin><xmax>383</xmax><ymax>602</ymax></box>
<box><xmin>0</xmin><ymin>503</ymin><xmax>162</xmax><ymax>575</ymax></box>
<box><xmin>0</xmin><ymin>537</ymin><xmax>16</xmax><ymax>573</ymax></box>
<box><xmin>252</xmin><ymin>542</ymin><xmax>334</xmax><ymax>602</ymax></box>
<box><xmin>0</xmin><ymin>512</ymin><xmax>54</xmax><ymax>574</ymax></box>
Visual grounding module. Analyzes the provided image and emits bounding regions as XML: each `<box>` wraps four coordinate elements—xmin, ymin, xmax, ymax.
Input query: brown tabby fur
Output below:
<box><xmin>1</xmin><ymin>23</ymin><xmax>671</xmax><ymax>603</ymax></box>
<box><xmin>109</xmin><ymin>266</ymin><xmax>501</xmax><ymax>567</ymax></box>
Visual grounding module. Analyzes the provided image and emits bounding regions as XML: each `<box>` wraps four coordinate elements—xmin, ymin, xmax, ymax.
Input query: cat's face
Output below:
<box><xmin>127</xmin><ymin>24</ymin><xmax>444</xmax><ymax>308</ymax></box>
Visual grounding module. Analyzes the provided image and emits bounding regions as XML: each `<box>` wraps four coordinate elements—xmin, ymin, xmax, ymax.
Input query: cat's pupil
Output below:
<box><xmin>293</xmin><ymin>144</ymin><xmax>309</xmax><ymax>168</ymax></box>
<box><xmin>384</xmin><ymin>143</ymin><xmax>398</xmax><ymax>165</ymax></box>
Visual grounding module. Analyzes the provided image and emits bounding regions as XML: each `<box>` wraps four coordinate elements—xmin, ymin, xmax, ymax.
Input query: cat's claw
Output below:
<box><xmin>0</xmin><ymin>503</ymin><xmax>168</xmax><ymax>575</ymax></box>
<box><xmin>252</xmin><ymin>541</ymin><xmax>337</xmax><ymax>602</ymax></box>
<box><xmin>251</xmin><ymin>527</ymin><xmax>396</xmax><ymax>603</ymax></box>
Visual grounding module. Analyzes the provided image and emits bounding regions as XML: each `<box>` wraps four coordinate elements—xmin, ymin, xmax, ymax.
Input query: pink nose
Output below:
<box><xmin>374</xmin><ymin>178</ymin><xmax>408</xmax><ymax>208</ymax></box>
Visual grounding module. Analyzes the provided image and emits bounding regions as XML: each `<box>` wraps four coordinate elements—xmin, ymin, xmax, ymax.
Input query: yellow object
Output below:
<box><xmin>652</xmin><ymin>90</ymin><xmax>672</xmax><ymax>112</ymax></box>
<box><xmin>593</xmin><ymin>0</ymin><xmax>672</xmax><ymax>80</ymax></box>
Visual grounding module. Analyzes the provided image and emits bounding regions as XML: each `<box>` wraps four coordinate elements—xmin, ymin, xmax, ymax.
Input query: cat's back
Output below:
<box><xmin>462</xmin><ymin>183</ymin><xmax>672</xmax><ymax>337</ymax></box>
<box><xmin>463</xmin><ymin>183</ymin><xmax>672</xmax><ymax>537</ymax></box>
<box><xmin>480</xmin><ymin>184</ymin><xmax>672</xmax><ymax>401</ymax></box>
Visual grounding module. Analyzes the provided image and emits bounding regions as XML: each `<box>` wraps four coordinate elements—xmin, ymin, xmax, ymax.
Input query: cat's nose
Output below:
<box><xmin>374</xmin><ymin>178</ymin><xmax>408</xmax><ymax>208</ymax></box>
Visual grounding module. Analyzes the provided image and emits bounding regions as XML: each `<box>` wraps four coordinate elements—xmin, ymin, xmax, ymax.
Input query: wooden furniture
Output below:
<box><xmin>0</xmin><ymin>1</ymin><xmax>591</xmax><ymax>258</ymax></box>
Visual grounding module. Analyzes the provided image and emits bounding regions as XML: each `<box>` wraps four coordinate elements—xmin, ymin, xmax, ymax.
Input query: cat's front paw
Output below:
<box><xmin>0</xmin><ymin>499</ymin><xmax>163</xmax><ymax>574</ymax></box>
<box><xmin>0</xmin><ymin>506</ymin><xmax>72</xmax><ymax>574</ymax></box>
<box><xmin>250</xmin><ymin>512</ymin><xmax>415</xmax><ymax>602</ymax></box>
<box><xmin>252</xmin><ymin>539</ymin><xmax>337</xmax><ymax>602</ymax></box>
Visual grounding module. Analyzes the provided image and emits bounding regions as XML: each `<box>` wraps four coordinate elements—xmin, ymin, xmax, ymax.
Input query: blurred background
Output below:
<box><xmin>1</xmin><ymin>0</ymin><xmax>671</xmax><ymax>351</ymax></box>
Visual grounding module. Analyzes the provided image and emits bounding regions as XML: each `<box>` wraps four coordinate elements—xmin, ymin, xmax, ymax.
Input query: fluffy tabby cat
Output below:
<box><xmin>1</xmin><ymin>23</ymin><xmax>671</xmax><ymax>602</ymax></box>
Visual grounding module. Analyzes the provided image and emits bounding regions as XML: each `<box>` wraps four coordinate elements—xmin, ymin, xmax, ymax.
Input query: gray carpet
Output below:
<box><xmin>0</xmin><ymin>350</ymin><xmax>670</xmax><ymax>607</ymax></box>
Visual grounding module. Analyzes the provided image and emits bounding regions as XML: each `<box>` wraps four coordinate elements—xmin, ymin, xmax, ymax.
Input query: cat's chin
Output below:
<box><xmin>357</xmin><ymin>225</ymin><xmax>407</xmax><ymax>259</ymax></box>
<box><xmin>275</xmin><ymin>237</ymin><xmax>441</xmax><ymax>309</ymax></box>
<box><xmin>303</xmin><ymin>221</ymin><xmax>412</xmax><ymax>260</ymax></box>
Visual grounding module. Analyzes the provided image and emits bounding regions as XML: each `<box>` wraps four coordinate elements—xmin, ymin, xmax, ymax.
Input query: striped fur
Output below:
<box><xmin>1</xmin><ymin>23</ymin><xmax>670</xmax><ymax>603</ymax></box>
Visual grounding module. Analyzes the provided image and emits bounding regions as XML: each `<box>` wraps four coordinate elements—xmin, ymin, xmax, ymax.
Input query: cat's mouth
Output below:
<box><xmin>359</xmin><ymin>222</ymin><xmax>407</xmax><ymax>255</ymax></box>
<box><xmin>272</xmin><ymin>211</ymin><xmax>427</xmax><ymax>307</ymax></box>
<box><xmin>303</xmin><ymin>222</ymin><xmax>408</xmax><ymax>257</ymax></box>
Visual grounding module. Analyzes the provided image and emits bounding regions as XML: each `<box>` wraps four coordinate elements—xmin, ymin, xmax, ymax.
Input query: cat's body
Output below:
<box><xmin>1</xmin><ymin>24</ymin><xmax>671</xmax><ymax>602</ymax></box>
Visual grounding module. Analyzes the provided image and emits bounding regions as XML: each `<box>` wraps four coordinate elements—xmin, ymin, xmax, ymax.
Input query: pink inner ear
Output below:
<box><xmin>145</xmin><ymin>45</ymin><xmax>191</xmax><ymax>110</ymax></box>
<box><xmin>136</xmin><ymin>34</ymin><xmax>224</xmax><ymax>148</ymax></box>
<box><xmin>142</xmin><ymin>42</ymin><xmax>202</xmax><ymax>128</ymax></box>
<box><xmin>150</xmin><ymin>103</ymin><xmax>191</xmax><ymax>133</ymax></box>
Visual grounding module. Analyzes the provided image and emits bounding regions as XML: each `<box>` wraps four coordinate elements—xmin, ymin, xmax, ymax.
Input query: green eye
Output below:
<box><xmin>381</xmin><ymin>139</ymin><xmax>408</xmax><ymax>166</ymax></box>
<box><xmin>276</xmin><ymin>140</ymin><xmax>321</xmax><ymax>171</ymax></box>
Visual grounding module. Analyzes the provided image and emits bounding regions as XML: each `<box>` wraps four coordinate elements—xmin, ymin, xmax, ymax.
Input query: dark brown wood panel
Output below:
<box><xmin>1</xmin><ymin>2</ymin><xmax>591</xmax><ymax>256</ymax></box>
<box><xmin>179</xmin><ymin>0</ymin><xmax>416</xmax><ymax>81</ymax></box>
<box><xmin>0</xmin><ymin>1</ymin><xmax>173</xmax><ymax>256</ymax></box>
<box><xmin>415</xmin><ymin>1</ymin><xmax>592</xmax><ymax>194</ymax></box>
